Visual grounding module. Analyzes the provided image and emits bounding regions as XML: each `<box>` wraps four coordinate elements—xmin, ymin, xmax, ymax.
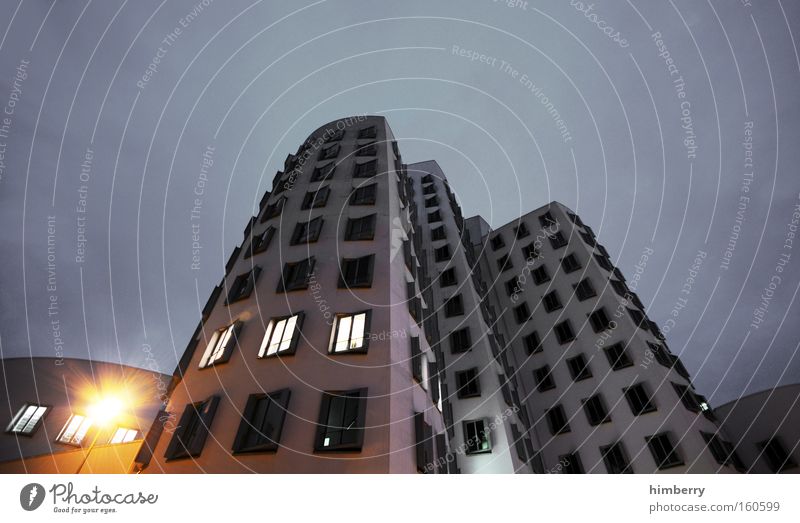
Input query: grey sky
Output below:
<box><xmin>0</xmin><ymin>0</ymin><xmax>798</xmax><ymax>405</ymax></box>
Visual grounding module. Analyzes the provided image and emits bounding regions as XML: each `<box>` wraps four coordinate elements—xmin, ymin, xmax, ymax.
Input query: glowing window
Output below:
<box><xmin>331</xmin><ymin>312</ymin><xmax>370</xmax><ymax>353</ymax></box>
<box><xmin>259</xmin><ymin>313</ymin><xmax>303</xmax><ymax>357</ymax></box>
<box><xmin>7</xmin><ymin>404</ymin><xmax>48</xmax><ymax>434</ymax></box>
<box><xmin>57</xmin><ymin>414</ymin><xmax>93</xmax><ymax>445</ymax></box>
<box><xmin>110</xmin><ymin>427</ymin><xmax>139</xmax><ymax>444</ymax></box>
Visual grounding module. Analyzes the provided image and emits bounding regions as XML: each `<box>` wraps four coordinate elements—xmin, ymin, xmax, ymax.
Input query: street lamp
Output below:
<box><xmin>75</xmin><ymin>396</ymin><xmax>124</xmax><ymax>474</ymax></box>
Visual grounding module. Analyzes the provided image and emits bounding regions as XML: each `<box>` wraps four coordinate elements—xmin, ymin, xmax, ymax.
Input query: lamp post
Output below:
<box><xmin>75</xmin><ymin>397</ymin><xmax>123</xmax><ymax>474</ymax></box>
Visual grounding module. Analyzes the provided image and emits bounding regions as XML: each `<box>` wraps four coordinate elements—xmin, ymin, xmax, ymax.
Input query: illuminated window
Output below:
<box><xmin>56</xmin><ymin>414</ymin><xmax>93</xmax><ymax>445</ymax></box>
<box><xmin>258</xmin><ymin>313</ymin><xmax>304</xmax><ymax>357</ymax></box>
<box><xmin>109</xmin><ymin>427</ymin><xmax>139</xmax><ymax>444</ymax></box>
<box><xmin>198</xmin><ymin>321</ymin><xmax>242</xmax><ymax>368</ymax></box>
<box><xmin>314</xmin><ymin>388</ymin><xmax>367</xmax><ymax>451</ymax></box>
<box><xmin>6</xmin><ymin>404</ymin><xmax>48</xmax><ymax>435</ymax></box>
<box><xmin>463</xmin><ymin>419</ymin><xmax>491</xmax><ymax>454</ymax></box>
<box><xmin>330</xmin><ymin>311</ymin><xmax>371</xmax><ymax>353</ymax></box>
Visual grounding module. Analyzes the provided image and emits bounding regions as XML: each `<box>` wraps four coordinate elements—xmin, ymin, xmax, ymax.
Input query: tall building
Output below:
<box><xmin>138</xmin><ymin>116</ymin><xmax>741</xmax><ymax>473</ymax></box>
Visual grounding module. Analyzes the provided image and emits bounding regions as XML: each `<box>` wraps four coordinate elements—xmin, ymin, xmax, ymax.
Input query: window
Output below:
<box><xmin>490</xmin><ymin>235</ymin><xmax>505</xmax><ymax>250</ymax></box>
<box><xmin>109</xmin><ymin>427</ymin><xmax>139</xmax><ymax>444</ymax></box>
<box><xmin>440</xmin><ymin>267</ymin><xmax>457</xmax><ymax>287</ymax></box>
<box><xmin>757</xmin><ymin>438</ymin><xmax>797</xmax><ymax>472</ymax></box>
<box><xmin>497</xmin><ymin>254</ymin><xmax>512</xmax><ymax>272</ymax></box>
<box><xmin>610</xmin><ymin>278</ymin><xmax>630</xmax><ymax>299</ymax></box>
<box><xmin>330</xmin><ymin>311</ymin><xmax>371</xmax><ymax>353</ymax></box>
<box><xmin>554</xmin><ymin>320</ymin><xmax>575</xmax><ymax>344</ymax></box>
<box><xmin>226</xmin><ymin>267</ymin><xmax>261</xmax><ymax>304</ymax></box>
<box><xmin>245</xmin><ymin>227</ymin><xmax>275</xmax><ymax>257</ymax></box>
<box><xmin>301</xmin><ymin>186</ymin><xmax>330</xmax><ymax>209</ymax></box>
<box><xmin>315</xmin><ymin>388</ymin><xmax>367</xmax><ymax>451</ymax></box>
<box><xmin>539</xmin><ymin>211</ymin><xmax>557</xmax><ymax>228</ymax></box>
<box><xmin>410</xmin><ymin>337</ymin><xmax>425</xmax><ymax>384</ymax></box>
<box><xmin>277</xmin><ymin>257</ymin><xmax>315</xmax><ymax>292</ymax></box>
<box><xmin>427</xmin><ymin>210</ymin><xmax>441</xmax><ymax>223</ymax></box>
<box><xmin>6</xmin><ymin>404</ymin><xmax>48</xmax><ymax>435</ymax></box>
<box><xmin>414</xmin><ymin>413</ymin><xmax>434</xmax><ymax>472</ymax></box>
<box><xmin>505</xmin><ymin>277</ymin><xmax>518</xmax><ymax>297</ymax></box>
<box><xmin>345</xmin><ymin>214</ymin><xmax>377</xmax><ymax>240</ymax></box>
<box><xmin>532</xmin><ymin>265</ymin><xmax>550</xmax><ymax>285</ymax></box>
<box><xmin>450</xmin><ymin>328</ymin><xmax>471</xmax><ymax>353</ymax></box>
<box><xmin>543</xmin><ymin>291</ymin><xmax>562</xmax><ymax>312</ymax></box>
<box><xmin>580</xmin><ymin>230</ymin><xmax>596</xmax><ymax>247</ymax></box>
<box><xmin>524</xmin><ymin>331</ymin><xmax>542</xmax><ymax>354</ymax></box>
<box><xmin>56</xmin><ymin>414</ymin><xmax>93</xmax><ymax>445</ymax></box>
<box><xmin>594</xmin><ymin>253</ymin><xmax>614</xmax><ymax>271</ymax></box>
<box><xmin>339</xmin><ymin>254</ymin><xmax>375</xmax><ymax>289</ymax></box>
<box><xmin>589</xmin><ymin>307</ymin><xmax>613</xmax><ymax>332</ymax></box>
<box><xmin>431</xmin><ymin>225</ymin><xmax>447</xmax><ymax>241</ymax></box>
<box><xmin>627</xmin><ymin>307</ymin><xmax>647</xmax><ymax>328</ymax></box>
<box><xmin>567</xmin><ymin>354</ymin><xmax>592</xmax><ymax>381</ymax></box>
<box><xmin>455</xmin><ymin>368</ymin><xmax>481</xmax><ymax>398</ymax></box>
<box><xmin>463</xmin><ymin>419</ymin><xmax>491</xmax><ymax>454</ymax></box>
<box><xmin>258</xmin><ymin>313</ymin><xmax>305</xmax><ymax>357</ymax></box>
<box><xmin>422</xmin><ymin>183</ymin><xmax>436</xmax><ymax>195</ymax></box>
<box><xmin>261</xmin><ymin>196</ymin><xmax>286</xmax><ymax>222</ymax></box>
<box><xmin>583</xmin><ymin>394</ymin><xmax>610</xmax><ymax>425</ymax></box>
<box><xmin>514</xmin><ymin>222</ymin><xmax>530</xmax><ymax>238</ymax></box>
<box><xmin>574</xmin><ymin>278</ymin><xmax>596</xmax><ymax>301</ymax></box>
<box><xmin>358</xmin><ymin>126</ymin><xmax>377</xmax><ymax>139</ymax></box>
<box><xmin>624</xmin><ymin>383</ymin><xmax>657</xmax><ymax>415</ymax></box>
<box><xmin>424</xmin><ymin>195</ymin><xmax>439</xmax><ymax>208</ymax></box>
<box><xmin>318</xmin><ymin>143</ymin><xmax>339</xmax><ymax>160</ymax></box>
<box><xmin>513</xmin><ymin>302</ymin><xmax>531</xmax><ymax>324</ymax></box>
<box><xmin>560</xmin><ymin>453</ymin><xmax>585</xmax><ymax>474</ymax></box>
<box><xmin>647</xmin><ymin>433</ymin><xmax>683</xmax><ymax>469</ymax></box>
<box><xmin>164</xmin><ymin>396</ymin><xmax>219</xmax><ymax>460</ymax></box>
<box><xmin>548</xmin><ymin>232</ymin><xmax>568</xmax><ymax>249</ymax></box>
<box><xmin>326</xmin><ymin>128</ymin><xmax>344</xmax><ymax>141</ymax></box>
<box><xmin>232</xmin><ymin>389</ymin><xmax>291</xmax><ymax>453</ymax></box>
<box><xmin>421</xmin><ymin>174</ymin><xmax>433</xmax><ymax>184</ymax></box>
<box><xmin>290</xmin><ymin>216</ymin><xmax>323</xmax><ymax>245</ymax></box>
<box><xmin>355</xmin><ymin>142</ymin><xmax>377</xmax><ymax>156</ymax></box>
<box><xmin>546</xmin><ymin>405</ymin><xmax>570</xmax><ymax>435</ymax></box>
<box><xmin>702</xmin><ymin>431</ymin><xmax>745</xmax><ymax>470</ymax></box>
<box><xmin>671</xmin><ymin>382</ymin><xmax>704</xmax><ymax>413</ymax></box>
<box><xmin>350</xmin><ymin>183</ymin><xmax>377</xmax><ymax>205</ymax></box>
<box><xmin>310</xmin><ymin>162</ymin><xmax>335</xmax><ymax>182</ymax></box>
<box><xmin>600</xmin><ymin>442</ymin><xmax>632</xmax><ymax>473</ymax></box>
<box><xmin>444</xmin><ymin>295</ymin><xmax>464</xmax><ymax>317</ymax></box>
<box><xmin>434</xmin><ymin>244</ymin><xmax>450</xmax><ymax>262</ymax></box>
<box><xmin>199</xmin><ymin>321</ymin><xmax>242</xmax><ymax>368</ymax></box>
<box><xmin>522</xmin><ymin>242</ymin><xmax>539</xmax><ymax>260</ymax></box>
<box><xmin>604</xmin><ymin>342</ymin><xmax>633</xmax><ymax>370</ymax></box>
<box><xmin>533</xmin><ymin>365</ymin><xmax>555</xmax><ymax>392</ymax></box>
<box><xmin>561</xmin><ymin>253</ymin><xmax>581</xmax><ymax>273</ymax></box>
<box><xmin>353</xmin><ymin>159</ymin><xmax>378</xmax><ymax>178</ymax></box>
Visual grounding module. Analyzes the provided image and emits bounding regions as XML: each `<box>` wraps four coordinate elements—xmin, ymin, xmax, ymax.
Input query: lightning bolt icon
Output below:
<box><xmin>28</xmin><ymin>486</ymin><xmax>37</xmax><ymax>507</ymax></box>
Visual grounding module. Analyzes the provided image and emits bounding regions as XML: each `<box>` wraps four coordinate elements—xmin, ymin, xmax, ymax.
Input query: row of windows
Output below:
<box><xmin>5</xmin><ymin>405</ymin><xmax>139</xmax><ymax>446</ymax></box>
<box><xmin>261</xmin><ymin>181</ymin><xmax>377</xmax><ymax>226</ymax></box>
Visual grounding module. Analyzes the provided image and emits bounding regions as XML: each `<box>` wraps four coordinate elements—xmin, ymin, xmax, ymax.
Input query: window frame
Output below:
<box><xmin>345</xmin><ymin>214</ymin><xmax>377</xmax><ymax>241</ymax></box>
<box><xmin>338</xmin><ymin>254</ymin><xmax>375</xmax><ymax>289</ymax></box>
<box><xmin>277</xmin><ymin>257</ymin><xmax>316</xmax><ymax>292</ymax></box>
<box><xmin>198</xmin><ymin>321</ymin><xmax>243</xmax><ymax>368</ymax></box>
<box><xmin>258</xmin><ymin>312</ymin><xmax>305</xmax><ymax>358</ymax></box>
<box><xmin>232</xmin><ymin>389</ymin><xmax>291</xmax><ymax>454</ymax></box>
<box><xmin>349</xmin><ymin>183</ymin><xmax>377</xmax><ymax>205</ymax></box>
<box><xmin>314</xmin><ymin>388</ymin><xmax>368</xmax><ymax>452</ymax></box>
<box><xmin>329</xmin><ymin>311</ymin><xmax>372</xmax><ymax>354</ymax></box>
<box><xmin>6</xmin><ymin>403</ymin><xmax>49</xmax><ymax>436</ymax></box>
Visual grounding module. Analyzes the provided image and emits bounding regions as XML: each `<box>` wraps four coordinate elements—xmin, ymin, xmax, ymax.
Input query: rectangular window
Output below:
<box><xmin>434</xmin><ymin>244</ymin><xmax>450</xmax><ymax>262</ymax></box>
<box><xmin>757</xmin><ymin>438</ymin><xmax>797</xmax><ymax>472</ymax></box>
<box><xmin>109</xmin><ymin>427</ymin><xmax>139</xmax><ymax>444</ymax></box>
<box><xmin>594</xmin><ymin>253</ymin><xmax>614</xmax><ymax>271</ymax></box>
<box><xmin>199</xmin><ymin>321</ymin><xmax>242</xmax><ymax>368</ymax></box>
<box><xmin>326</xmin><ymin>129</ymin><xmax>344</xmax><ymax>141</ymax></box>
<box><xmin>290</xmin><ymin>216</ymin><xmax>323</xmax><ymax>245</ymax></box>
<box><xmin>554</xmin><ymin>320</ymin><xmax>575</xmax><ymax>344</ymax></box>
<box><xmin>532</xmin><ymin>265</ymin><xmax>550</xmax><ymax>285</ymax></box>
<box><xmin>671</xmin><ymin>382</ymin><xmax>703</xmax><ymax>413</ymax></box>
<box><xmin>589</xmin><ymin>307</ymin><xmax>613</xmax><ymax>332</ymax></box>
<box><xmin>350</xmin><ymin>183</ymin><xmax>377</xmax><ymax>205</ymax></box>
<box><xmin>424</xmin><ymin>195</ymin><xmax>439</xmax><ymax>208</ymax></box>
<box><xmin>261</xmin><ymin>196</ymin><xmax>286</xmax><ymax>222</ymax></box>
<box><xmin>232</xmin><ymin>389</ymin><xmax>291</xmax><ymax>453</ymax></box>
<box><xmin>567</xmin><ymin>211</ymin><xmax>584</xmax><ymax>227</ymax></box>
<box><xmin>6</xmin><ymin>404</ymin><xmax>48</xmax><ymax>435</ymax></box>
<box><xmin>301</xmin><ymin>185</ymin><xmax>330</xmax><ymax>209</ymax></box>
<box><xmin>463</xmin><ymin>419</ymin><xmax>491</xmax><ymax>454</ymax></box>
<box><xmin>440</xmin><ymin>267</ymin><xmax>457</xmax><ymax>287</ymax></box>
<box><xmin>355</xmin><ymin>142</ymin><xmax>377</xmax><ymax>156</ymax></box>
<box><xmin>427</xmin><ymin>210</ymin><xmax>441</xmax><ymax>223</ymax></box>
<box><xmin>513</xmin><ymin>302</ymin><xmax>531</xmax><ymax>324</ymax></box>
<box><xmin>582</xmin><ymin>394</ymin><xmax>610</xmax><ymax>425</ymax></box>
<box><xmin>600</xmin><ymin>442</ymin><xmax>632</xmax><ymax>473</ymax></box>
<box><xmin>646</xmin><ymin>432</ymin><xmax>683</xmax><ymax>469</ymax></box>
<box><xmin>533</xmin><ymin>365</ymin><xmax>556</xmax><ymax>392</ymax></box>
<box><xmin>164</xmin><ymin>396</ymin><xmax>220</xmax><ymax>460</ymax></box>
<box><xmin>330</xmin><ymin>311</ymin><xmax>371</xmax><ymax>353</ymax></box>
<box><xmin>455</xmin><ymin>368</ymin><xmax>481</xmax><ymax>398</ymax></box>
<box><xmin>505</xmin><ymin>277</ymin><xmax>518</xmax><ymax>297</ymax></box>
<box><xmin>422</xmin><ymin>183</ymin><xmax>436</xmax><ymax>195</ymax></box>
<box><xmin>490</xmin><ymin>234</ymin><xmax>505</xmax><ymax>250</ymax></box>
<box><xmin>245</xmin><ymin>227</ymin><xmax>275</xmax><ymax>257</ymax></box>
<box><xmin>566</xmin><ymin>354</ymin><xmax>592</xmax><ymax>381</ymax></box>
<box><xmin>497</xmin><ymin>254</ymin><xmax>512</xmax><ymax>272</ymax></box>
<box><xmin>345</xmin><ymin>214</ymin><xmax>377</xmax><ymax>241</ymax></box>
<box><xmin>449</xmin><ymin>328</ymin><xmax>472</xmax><ymax>354</ymax></box>
<box><xmin>546</xmin><ymin>405</ymin><xmax>570</xmax><ymax>435</ymax></box>
<box><xmin>560</xmin><ymin>453</ymin><xmax>585</xmax><ymax>474</ymax></box>
<box><xmin>574</xmin><ymin>278</ymin><xmax>596</xmax><ymax>301</ymax></box>
<box><xmin>339</xmin><ymin>254</ymin><xmax>375</xmax><ymax>289</ymax></box>
<box><xmin>539</xmin><ymin>211</ymin><xmax>557</xmax><ymax>228</ymax></box>
<box><xmin>431</xmin><ymin>225</ymin><xmax>447</xmax><ymax>241</ymax></box>
<box><xmin>258</xmin><ymin>312</ymin><xmax>305</xmax><ymax>357</ymax></box>
<box><xmin>548</xmin><ymin>231</ymin><xmax>568</xmax><ymax>249</ymax></box>
<box><xmin>414</xmin><ymin>413</ymin><xmax>434</xmax><ymax>473</ymax></box>
<box><xmin>277</xmin><ymin>257</ymin><xmax>315</xmax><ymax>292</ymax></box>
<box><xmin>226</xmin><ymin>267</ymin><xmax>261</xmax><ymax>304</ymax></box>
<box><xmin>310</xmin><ymin>162</ymin><xmax>335</xmax><ymax>182</ymax></box>
<box><xmin>514</xmin><ymin>222</ymin><xmax>530</xmax><ymax>238</ymax></box>
<box><xmin>314</xmin><ymin>388</ymin><xmax>367</xmax><ymax>451</ymax></box>
<box><xmin>410</xmin><ymin>336</ymin><xmax>425</xmax><ymax>384</ymax></box>
<box><xmin>627</xmin><ymin>307</ymin><xmax>647</xmax><ymax>328</ymax></box>
<box><xmin>702</xmin><ymin>431</ymin><xmax>745</xmax><ymax>470</ymax></box>
<box><xmin>522</xmin><ymin>242</ymin><xmax>539</xmax><ymax>260</ymax></box>
<box><xmin>56</xmin><ymin>414</ymin><xmax>93</xmax><ymax>445</ymax></box>
<box><xmin>318</xmin><ymin>143</ymin><xmax>339</xmax><ymax>160</ymax></box>
<box><xmin>444</xmin><ymin>295</ymin><xmax>464</xmax><ymax>317</ymax></box>
<box><xmin>353</xmin><ymin>159</ymin><xmax>378</xmax><ymax>178</ymax></box>
<box><xmin>624</xmin><ymin>383</ymin><xmax>657</xmax><ymax>415</ymax></box>
<box><xmin>561</xmin><ymin>253</ymin><xmax>581</xmax><ymax>273</ymax></box>
<box><xmin>543</xmin><ymin>291</ymin><xmax>562</xmax><ymax>312</ymax></box>
<box><xmin>524</xmin><ymin>331</ymin><xmax>541</xmax><ymax>354</ymax></box>
<box><xmin>358</xmin><ymin>126</ymin><xmax>377</xmax><ymax>139</ymax></box>
<box><xmin>604</xmin><ymin>342</ymin><xmax>633</xmax><ymax>370</ymax></box>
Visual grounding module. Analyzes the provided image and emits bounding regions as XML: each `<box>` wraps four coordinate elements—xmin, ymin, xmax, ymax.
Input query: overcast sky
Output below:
<box><xmin>0</xmin><ymin>0</ymin><xmax>798</xmax><ymax>405</ymax></box>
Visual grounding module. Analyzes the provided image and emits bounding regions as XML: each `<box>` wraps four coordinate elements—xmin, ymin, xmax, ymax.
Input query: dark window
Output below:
<box><xmin>258</xmin><ymin>313</ymin><xmax>304</xmax><ymax>357</ymax></box>
<box><xmin>164</xmin><ymin>396</ymin><xmax>219</xmax><ymax>460</ymax></box>
<box><xmin>444</xmin><ymin>295</ymin><xmax>464</xmax><ymax>317</ymax></box>
<box><xmin>431</xmin><ymin>226</ymin><xmax>447</xmax><ymax>241</ymax></box>
<box><xmin>600</xmin><ymin>442</ymin><xmax>632</xmax><ymax>473</ymax></box>
<box><xmin>539</xmin><ymin>211</ymin><xmax>557</xmax><ymax>228</ymax></box>
<box><xmin>610</xmin><ymin>278</ymin><xmax>629</xmax><ymax>299</ymax></box>
<box><xmin>420</xmin><ymin>174</ymin><xmax>433</xmax><ymax>184</ymax></box>
<box><xmin>414</xmin><ymin>413</ymin><xmax>434</xmax><ymax>473</ymax></box>
<box><xmin>594</xmin><ymin>253</ymin><xmax>614</xmax><ymax>271</ymax></box>
<box><xmin>604</xmin><ymin>342</ymin><xmax>633</xmax><ymax>370</ymax></box>
<box><xmin>583</xmin><ymin>394</ymin><xmax>610</xmax><ymax>425</ymax></box>
<box><xmin>424</xmin><ymin>195</ymin><xmax>439</xmax><ymax>208</ymax></box>
<box><xmin>318</xmin><ymin>143</ymin><xmax>339</xmax><ymax>160</ymax></box>
<box><xmin>532</xmin><ymin>265</ymin><xmax>550</xmax><ymax>285</ymax></box>
<box><xmin>261</xmin><ymin>197</ymin><xmax>286</xmax><ymax>222</ymax></box>
<box><xmin>427</xmin><ymin>210</ymin><xmax>441</xmax><ymax>223</ymax></box>
<box><xmin>345</xmin><ymin>214</ymin><xmax>377</xmax><ymax>241</ymax></box>
<box><xmin>232</xmin><ymin>389</ymin><xmax>291</xmax><ymax>453</ymax></box>
<box><xmin>543</xmin><ymin>291</ymin><xmax>562</xmax><ymax>312</ymax></box>
<box><xmin>523</xmin><ymin>331</ymin><xmax>541</xmax><ymax>354</ymax></box>
<box><xmin>355</xmin><ymin>142</ymin><xmax>377</xmax><ymax>156</ymax></box>
<box><xmin>496</xmin><ymin>254</ymin><xmax>512</xmax><ymax>272</ymax></box>
<box><xmin>245</xmin><ymin>227</ymin><xmax>275</xmax><ymax>257</ymax></box>
<box><xmin>301</xmin><ymin>186</ymin><xmax>330</xmax><ymax>209</ymax></box>
<box><xmin>574</xmin><ymin>278</ymin><xmax>596</xmax><ymax>301</ymax></box>
<box><xmin>338</xmin><ymin>254</ymin><xmax>375</xmax><ymax>289</ymax></box>
<box><xmin>353</xmin><ymin>159</ymin><xmax>378</xmax><ymax>178</ymax></box>
<box><xmin>455</xmin><ymin>368</ymin><xmax>481</xmax><ymax>398</ymax></box>
<box><xmin>350</xmin><ymin>183</ymin><xmax>377</xmax><ymax>205</ymax></box>
<box><xmin>440</xmin><ymin>267</ymin><xmax>457</xmax><ymax>287</ymax></box>
<box><xmin>624</xmin><ymin>383</ymin><xmax>657</xmax><ymax>415</ymax></box>
<box><xmin>330</xmin><ymin>311</ymin><xmax>371</xmax><ymax>353</ymax></box>
<box><xmin>548</xmin><ymin>232</ymin><xmax>568</xmax><ymax>249</ymax></box>
<box><xmin>490</xmin><ymin>235</ymin><xmax>505</xmax><ymax>250</ymax></box>
<box><xmin>702</xmin><ymin>431</ymin><xmax>745</xmax><ymax>470</ymax></box>
<box><xmin>757</xmin><ymin>438</ymin><xmax>797</xmax><ymax>473</ymax></box>
<box><xmin>513</xmin><ymin>302</ymin><xmax>531</xmax><ymax>324</ymax></box>
<box><xmin>567</xmin><ymin>354</ymin><xmax>592</xmax><ymax>381</ymax></box>
<box><xmin>561</xmin><ymin>253</ymin><xmax>581</xmax><ymax>273</ymax></box>
<box><xmin>627</xmin><ymin>307</ymin><xmax>647</xmax><ymax>328</ymax></box>
<box><xmin>6</xmin><ymin>404</ymin><xmax>48</xmax><ymax>435</ymax></box>
<box><xmin>589</xmin><ymin>307</ymin><xmax>613</xmax><ymax>332</ymax></box>
<box><xmin>226</xmin><ymin>267</ymin><xmax>261</xmax><ymax>304</ymax></box>
<box><xmin>277</xmin><ymin>257</ymin><xmax>315</xmax><ymax>292</ymax></box>
<box><xmin>514</xmin><ymin>222</ymin><xmax>530</xmax><ymax>238</ymax></box>
<box><xmin>554</xmin><ymin>320</ymin><xmax>575</xmax><ymax>344</ymax></box>
<box><xmin>290</xmin><ymin>216</ymin><xmax>323</xmax><ymax>245</ymax></box>
<box><xmin>358</xmin><ymin>126</ymin><xmax>377</xmax><ymax>139</ymax></box>
<box><xmin>422</xmin><ymin>184</ymin><xmax>436</xmax><ymax>195</ymax></box>
<box><xmin>671</xmin><ymin>382</ymin><xmax>704</xmax><ymax>413</ymax></box>
<box><xmin>567</xmin><ymin>211</ymin><xmax>584</xmax><ymax>227</ymax></box>
<box><xmin>505</xmin><ymin>277</ymin><xmax>518</xmax><ymax>297</ymax></box>
<box><xmin>314</xmin><ymin>389</ymin><xmax>368</xmax><ymax>451</ymax></box>
<box><xmin>533</xmin><ymin>365</ymin><xmax>556</xmax><ymax>392</ymax></box>
<box><xmin>463</xmin><ymin>419</ymin><xmax>491</xmax><ymax>454</ymax></box>
<box><xmin>559</xmin><ymin>453</ymin><xmax>585</xmax><ymax>474</ymax></box>
<box><xmin>434</xmin><ymin>244</ymin><xmax>451</xmax><ymax>262</ymax></box>
<box><xmin>646</xmin><ymin>433</ymin><xmax>683</xmax><ymax>470</ymax></box>
<box><xmin>410</xmin><ymin>337</ymin><xmax>424</xmax><ymax>383</ymax></box>
<box><xmin>310</xmin><ymin>162</ymin><xmax>335</xmax><ymax>182</ymax></box>
<box><xmin>522</xmin><ymin>242</ymin><xmax>539</xmax><ymax>260</ymax></box>
<box><xmin>449</xmin><ymin>328</ymin><xmax>471</xmax><ymax>354</ymax></box>
<box><xmin>546</xmin><ymin>405</ymin><xmax>570</xmax><ymax>435</ymax></box>
<box><xmin>326</xmin><ymin>129</ymin><xmax>344</xmax><ymax>141</ymax></box>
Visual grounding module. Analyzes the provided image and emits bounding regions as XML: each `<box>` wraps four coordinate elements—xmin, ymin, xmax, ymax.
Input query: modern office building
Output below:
<box><xmin>136</xmin><ymin>116</ymin><xmax>744</xmax><ymax>473</ymax></box>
